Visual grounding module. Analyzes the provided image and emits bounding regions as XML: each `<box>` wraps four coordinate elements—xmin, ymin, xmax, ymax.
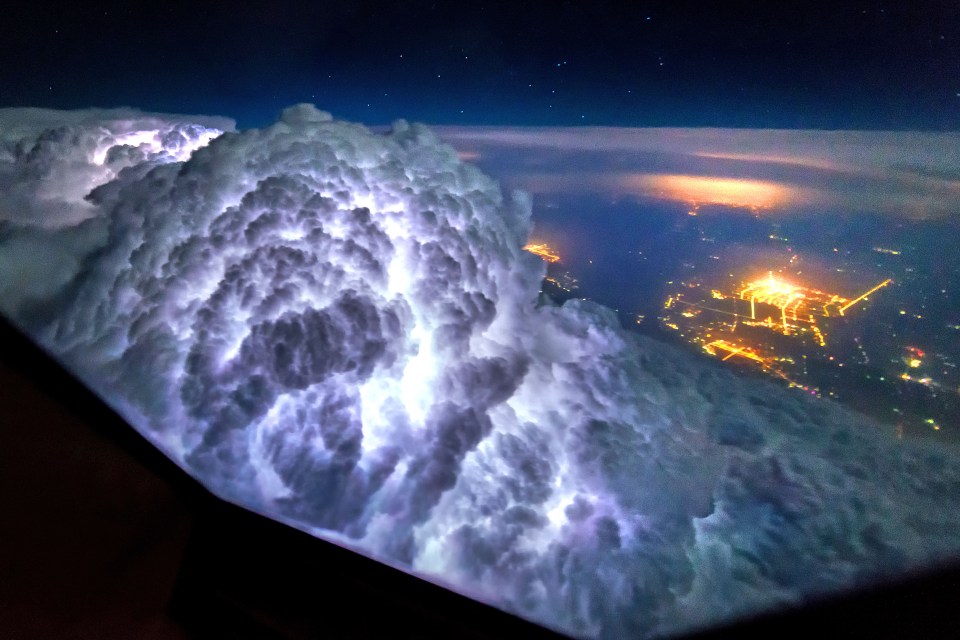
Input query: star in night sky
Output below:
<box><xmin>2</xmin><ymin>0</ymin><xmax>958</xmax><ymax>129</ymax></box>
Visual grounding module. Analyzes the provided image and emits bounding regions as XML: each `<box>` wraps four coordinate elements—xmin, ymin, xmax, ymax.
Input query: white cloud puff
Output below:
<box><xmin>0</xmin><ymin>107</ymin><xmax>230</xmax><ymax>316</ymax></box>
<box><xmin>3</xmin><ymin>105</ymin><xmax>960</xmax><ymax>638</ymax></box>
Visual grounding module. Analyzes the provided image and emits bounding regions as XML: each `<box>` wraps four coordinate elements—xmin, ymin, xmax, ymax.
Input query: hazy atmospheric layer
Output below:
<box><xmin>2</xmin><ymin>105</ymin><xmax>960</xmax><ymax>639</ymax></box>
<box><xmin>436</xmin><ymin>126</ymin><xmax>960</xmax><ymax>218</ymax></box>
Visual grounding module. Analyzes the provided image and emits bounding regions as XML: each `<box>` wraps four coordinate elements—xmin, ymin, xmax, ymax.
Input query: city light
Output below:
<box><xmin>737</xmin><ymin>273</ymin><xmax>893</xmax><ymax>334</ymax></box>
<box><xmin>523</xmin><ymin>242</ymin><xmax>561</xmax><ymax>263</ymax></box>
<box><xmin>659</xmin><ymin>271</ymin><xmax>895</xmax><ymax>393</ymax></box>
<box><xmin>837</xmin><ymin>278</ymin><xmax>894</xmax><ymax>314</ymax></box>
<box><xmin>703</xmin><ymin>340</ymin><xmax>770</xmax><ymax>365</ymax></box>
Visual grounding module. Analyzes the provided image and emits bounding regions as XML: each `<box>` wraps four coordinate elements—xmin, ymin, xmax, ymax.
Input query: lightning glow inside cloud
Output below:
<box><xmin>2</xmin><ymin>105</ymin><xmax>960</xmax><ymax>639</ymax></box>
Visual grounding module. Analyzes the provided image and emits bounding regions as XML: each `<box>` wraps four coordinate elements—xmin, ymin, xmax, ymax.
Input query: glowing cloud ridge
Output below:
<box><xmin>3</xmin><ymin>105</ymin><xmax>960</xmax><ymax>639</ymax></box>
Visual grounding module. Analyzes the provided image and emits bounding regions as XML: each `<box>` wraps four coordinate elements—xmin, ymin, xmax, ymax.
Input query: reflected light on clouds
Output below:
<box><xmin>456</xmin><ymin>149</ymin><xmax>481</xmax><ymax>161</ymax></box>
<box><xmin>625</xmin><ymin>174</ymin><xmax>798</xmax><ymax>210</ymax></box>
<box><xmin>440</xmin><ymin>126</ymin><xmax>960</xmax><ymax>220</ymax></box>
<box><xmin>692</xmin><ymin>151</ymin><xmax>842</xmax><ymax>172</ymax></box>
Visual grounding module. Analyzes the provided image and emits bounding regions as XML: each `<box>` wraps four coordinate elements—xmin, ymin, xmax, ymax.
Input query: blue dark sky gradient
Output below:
<box><xmin>2</xmin><ymin>0</ymin><xmax>958</xmax><ymax>129</ymax></box>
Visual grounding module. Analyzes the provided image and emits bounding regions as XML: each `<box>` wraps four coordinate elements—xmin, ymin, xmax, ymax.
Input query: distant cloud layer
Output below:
<box><xmin>2</xmin><ymin>106</ymin><xmax>960</xmax><ymax>638</ymax></box>
<box><xmin>436</xmin><ymin>126</ymin><xmax>960</xmax><ymax>218</ymax></box>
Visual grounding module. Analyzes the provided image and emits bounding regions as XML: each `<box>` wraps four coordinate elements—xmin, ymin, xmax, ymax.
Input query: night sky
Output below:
<box><xmin>2</xmin><ymin>1</ymin><xmax>959</xmax><ymax>129</ymax></box>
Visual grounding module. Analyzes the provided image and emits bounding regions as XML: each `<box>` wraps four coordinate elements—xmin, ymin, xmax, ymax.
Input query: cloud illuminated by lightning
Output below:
<box><xmin>1</xmin><ymin>105</ymin><xmax>959</xmax><ymax>639</ymax></box>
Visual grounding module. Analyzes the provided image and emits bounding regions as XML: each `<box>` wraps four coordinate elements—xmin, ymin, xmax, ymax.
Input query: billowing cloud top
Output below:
<box><xmin>2</xmin><ymin>105</ymin><xmax>960</xmax><ymax>639</ymax></box>
<box><xmin>0</xmin><ymin>107</ymin><xmax>231</xmax><ymax>316</ymax></box>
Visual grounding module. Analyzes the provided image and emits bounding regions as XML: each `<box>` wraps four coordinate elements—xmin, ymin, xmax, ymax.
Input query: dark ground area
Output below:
<box><xmin>0</xmin><ymin>321</ymin><xmax>191</xmax><ymax>639</ymax></box>
<box><xmin>2</xmin><ymin>314</ymin><xmax>960</xmax><ymax>639</ymax></box>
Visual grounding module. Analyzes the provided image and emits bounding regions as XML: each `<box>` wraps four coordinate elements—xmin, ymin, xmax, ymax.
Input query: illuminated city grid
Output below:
<box><xmin>660</xmin><ymin>272</ymin><xmax>894</xmax><ymax>394</ymax></box>
<box><xmin>667</xmin><ymin>273</ymin><xmax>891</xmax><ymax>340</ymax></box>
<box><xmin>737</xmin><ymin>272</ymin><xmax>892</xmax><ymax>331</ymax></box>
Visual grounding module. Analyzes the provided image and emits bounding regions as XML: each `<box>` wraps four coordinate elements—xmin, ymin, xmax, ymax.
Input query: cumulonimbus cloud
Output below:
<box><xmin>0</xmin><ymin>107</ymin><xmax>230</xmax><ymax>316</ymax></box>
<box><xmin>2</xmin><ymin>104</ymin><xmax>959</xmax><ymax>638</ymax></box>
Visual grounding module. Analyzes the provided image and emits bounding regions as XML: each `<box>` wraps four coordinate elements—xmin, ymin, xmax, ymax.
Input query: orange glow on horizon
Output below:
<box><xmin>627</xmin><ymin>174</ymin><xmax>791</xmax><ymax>210</ymax></box>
